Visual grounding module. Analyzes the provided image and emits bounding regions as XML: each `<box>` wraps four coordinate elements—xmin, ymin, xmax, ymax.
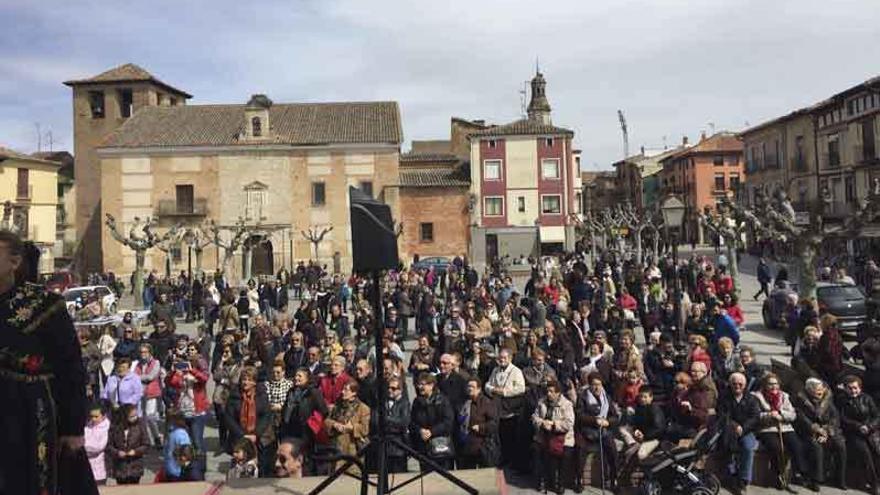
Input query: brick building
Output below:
<box><xmin>581</xmin><ymin>171</ymin><xmax>618</xmax><ymax>214</ymax></box>
<box><xmin>94</xmin><ymin>84</ymin><xmax>401</xmax><ymax>281</ymax></box>
<box><xmin>65</xmin><ymin>64</ymin><xmax>192</xmax><ymax>276</ymax></box>
<box><xmin>468</xmin><ymin>72</ymin><xmax>582</xmax><ymax>264</ymax></box>
<box><xmin>391</xmin><ymin>119</ymin><xmax>486</xmax><ymax>262</ymax></box>
<box><xmin>659</xmin><ymin>132</ymin><xmax>744</xmax><ymax>244</ymax></box>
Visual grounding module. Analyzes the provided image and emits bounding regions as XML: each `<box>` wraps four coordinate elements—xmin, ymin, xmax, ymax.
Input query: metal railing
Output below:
<box><xmin>156</xmin><ymin>197</ymin><xmax>208</xmax><ymax>217</ymax></box>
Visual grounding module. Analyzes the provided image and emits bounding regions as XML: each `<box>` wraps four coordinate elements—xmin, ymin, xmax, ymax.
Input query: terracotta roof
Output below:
<box><xmin>410</xmin><ymin>140</ymin><xmax>452</xmax><ymax>155</ymax></box>
<box><xmin>688</xmin><ymin>132</ymin><xmax>743</xmax><ymax>153</ymax></box>
<box><xmin>400</xmin><ymin>152</ymin><xmax>459</xmax><ymax>163</ymax></box>
<box><xmin>398</xmin><ymin>167</ymin><xmax>470</xmax><ymax>187</ymax></box>
<box><xmin>64</xmin><ymin>63</ymin><xmax>192</xmax><ymax>98</ymax></box>
<box><xmin>0</xmin><ymin>146</ymin><xmax>62</xmax><ymax>166</ymax></box>
<box><xmin>99</xmin><ymin>101</ymin><xmax>403</xmax><ymax>148</ymax></box>
<box><xmin>468</xmin><ymin>118</ymin><xmax>573</xmax><ymax>138</ymax></box>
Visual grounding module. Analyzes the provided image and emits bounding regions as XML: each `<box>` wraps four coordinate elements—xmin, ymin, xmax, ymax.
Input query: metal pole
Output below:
<box><xmin>372</xmin><ymin>271</ymin><xmax>388</xmax><ymax>494</ymax></box>
<box><xmin>673</xmin><ymin>231</ymin><xmax>683</xmax><ymax>344</ymax></box>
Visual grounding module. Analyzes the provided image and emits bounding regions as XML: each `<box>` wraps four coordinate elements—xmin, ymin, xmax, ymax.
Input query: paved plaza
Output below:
<box><xmin>99</xmin><ymin>249</ymin><xmax>857</xmax><ymax>494</ymax></box>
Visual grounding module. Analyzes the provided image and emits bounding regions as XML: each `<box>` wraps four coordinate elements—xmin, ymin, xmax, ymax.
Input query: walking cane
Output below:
<box><xmin>777</xmin><ymin>420</ymin><xmax>792</xmax><ymax>491</ymax></box>
<box><xmin>598</xmin><ymin>426</ymin><xmax>606</xmax><ymax>495</ymax></box>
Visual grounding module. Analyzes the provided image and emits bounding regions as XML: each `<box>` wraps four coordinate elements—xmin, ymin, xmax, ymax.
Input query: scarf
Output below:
<box><xmin>584</xmin><ymin>387</ymin><xmax>610</xmax><ymax>419</ymax></box>
<box><xmin>763</xmin><ymin>388</ymin><xmax>783</xmax><ymax>412</ymax></box>
<box><xmin>240</xmin><ymin>388</ymin><xmax>257</xmax><ymax>434</ymax></box>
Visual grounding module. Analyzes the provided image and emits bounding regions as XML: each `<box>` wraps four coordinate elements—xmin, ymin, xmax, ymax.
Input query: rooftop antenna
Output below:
<box><xmin>34</xmin><ymin>122</ymin><xmax>41</xmax><ymax>152</ymax></box>
<box><xmin>536</xmin><ymin>56</ymin><xmax>540</xmax><ymax>74</ymax></box>
<box><xmin>662</xmin><ymin>135</ymin><xmax>668</xmax><ymax>150</ymax></box>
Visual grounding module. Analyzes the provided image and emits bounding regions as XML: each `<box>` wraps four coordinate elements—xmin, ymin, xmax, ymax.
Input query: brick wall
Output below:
<box><xmin>399</xmin><ymin>187</ymin><xmax>469</xmax><ymax>261</ymax></box>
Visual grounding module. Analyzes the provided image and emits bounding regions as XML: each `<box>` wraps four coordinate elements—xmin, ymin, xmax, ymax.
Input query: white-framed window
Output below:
<box><xmin>517</xmin><ymin>196</ymin><xmax>526</xmax><ymax>212</ymax></box>
<box><xmin>484</xmin><ymin>196</ymin><xmax>504</xmax><ymax>216</ymax></box>
<box><xmin>483</xmin><ymin>159</ymin><xmax>502</xmax><ymax>181</ymax></box>
<box><xmin>541</xmin><ymin>158</ymin><xmax>560</xmax><ymax>179</ymax></box>
<box><xmin>541</xmin><ymin>195</ymin><xmax>561</xmax><ymax>214</ymax></box>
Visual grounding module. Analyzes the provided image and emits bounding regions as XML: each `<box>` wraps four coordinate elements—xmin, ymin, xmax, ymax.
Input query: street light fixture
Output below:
<box><xmin>661</xmin><ymin>195</ymin><xmax>686</xmax><ymax>344</ymax></box>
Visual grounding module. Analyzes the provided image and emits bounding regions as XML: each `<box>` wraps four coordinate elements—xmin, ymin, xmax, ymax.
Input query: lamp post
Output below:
<box><xmin>661</xmin><ymin>195</ymin><xmax>686</xmax><ymax>344</ymax></box>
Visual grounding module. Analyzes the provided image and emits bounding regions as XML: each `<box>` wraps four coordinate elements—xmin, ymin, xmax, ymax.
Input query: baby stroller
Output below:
<box><xmin>638</xmin><ymin>425</ymin><xmax>722</xmax><ymax>495</ymax></box>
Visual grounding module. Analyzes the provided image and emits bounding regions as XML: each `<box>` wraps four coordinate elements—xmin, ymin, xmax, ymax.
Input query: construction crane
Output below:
<box><xmin>617</xmin><ymin>109</ymin><xmax>629</xmax><ymax>160</ymax></box>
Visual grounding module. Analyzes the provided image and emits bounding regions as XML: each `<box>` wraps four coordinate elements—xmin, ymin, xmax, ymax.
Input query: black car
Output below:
<box><xmin>412</xmin><ymin>256</ymin><xmax>452</xmax><ymax>274</ymax></box>
<box><xmin>762</xmin><ymin>281</ymin><xmax>867</xmax><ymax>332</ymax></box>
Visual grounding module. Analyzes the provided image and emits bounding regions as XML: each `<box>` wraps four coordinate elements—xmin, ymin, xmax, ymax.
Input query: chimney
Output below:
<box><xmin>640</xmin><ymin>146</ymin><xmax>645</xmax><ymax>156</ymax></box>
<box><xmin>472</xmin><ymin>119</ymin><xmax>485</xmax><ymax>126</ymax></box>
<box><xmin>682</xmin><ymin>135</ymin><xmax>689</xmax><ymax>146</ymax></box>
<box><xmin>701</xmin><ymin>131</ymin><xmax>707</xmax><ymax>141</ymax></box>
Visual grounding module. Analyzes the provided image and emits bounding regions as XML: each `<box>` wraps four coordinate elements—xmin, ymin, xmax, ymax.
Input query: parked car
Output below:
<box><xmin>412</xmin><ymin>256</ymin><xmax>452</xmax><ymax>274</ymax></box>
<box><xmin>762</xmin><ymin>281</ymin><xmax>867</xmax><ymax>332</ymax></box>
<box><xmin>42</xmin><ymin>271</ymin><xmax>78</xmax><ymax>293</ymax></box>
<box><xmin>63</xmin><ymin>285</ymin><xmax>118</xmax><ymax>317</ymax></box>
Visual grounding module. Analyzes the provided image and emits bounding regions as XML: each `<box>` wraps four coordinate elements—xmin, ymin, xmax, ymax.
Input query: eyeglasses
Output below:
<box><xmin>388</xmin><ymin>386</ymin><xmax>400</xmax><ymax>391</ymax></box>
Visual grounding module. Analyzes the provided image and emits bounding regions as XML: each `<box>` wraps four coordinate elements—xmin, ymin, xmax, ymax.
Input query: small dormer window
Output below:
<box><xmin>252</xmin><ymin>116</ymin><xmax>262</xmax><ymax>137</ymax></box>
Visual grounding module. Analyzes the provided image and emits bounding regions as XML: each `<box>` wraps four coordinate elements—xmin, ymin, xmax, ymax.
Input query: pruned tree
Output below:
<box><xmin>209</xmin><ymin>217</ymin><xmax>249</xmax><ymax>277</ymax></box>
<box><xmin>105</xmin><ymin>214</ymin><xmax>179</xmax><ymax>307</ymax></box>
<box><xmin>599</xmin><ymin>205</ymin><xmax>628</xmax><ymax>254</ymax></box>
<box><xmin>699</xmin><ymin>199</ymin><xmax>748</xmax><ymax>296</ymax></box>
<box><xmin>184</xmin><ymin>225</ymin><xmax>214</xmax><ymax>275</ymax></box>
<box><xmin>302</xmin><ymin>225</ymin><xmax>333</xmax><ymax>261</ymax></box>
<box><xmin>570</xmin><ymin>212</ymin><xmax>606</xmax><ymax>268</ymax></box>
<box><xmin>619</xmin><ymin>203</ymin><xmax>662</xmax><ymax>265</ymax></box>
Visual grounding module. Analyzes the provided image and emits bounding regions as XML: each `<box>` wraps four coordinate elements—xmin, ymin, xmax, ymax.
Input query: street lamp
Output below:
<box><xmin>661</xmin><ymin>195</ymin><xmax>686</xmax><ymax>344</ymax></box>
<box><xmin>182</xmin><ymin>228</ymin><xmax>196</xmax><ymax>322</ymax></box>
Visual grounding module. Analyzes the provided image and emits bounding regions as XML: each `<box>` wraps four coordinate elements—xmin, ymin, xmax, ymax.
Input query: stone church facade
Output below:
<box><xmin>96</xmin><ymin>86</ymin><xmax>402</xmax><ymax>281</ymax></box>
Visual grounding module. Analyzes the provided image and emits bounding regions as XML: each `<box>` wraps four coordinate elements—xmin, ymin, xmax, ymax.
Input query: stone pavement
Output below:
<box><xmin>101</xmin><ymin>248</ymin><xmax>843</xmax><ymax>494</ymax></box>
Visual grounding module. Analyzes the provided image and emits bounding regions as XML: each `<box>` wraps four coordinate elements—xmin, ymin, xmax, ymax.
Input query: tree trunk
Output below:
<box><xmin>243</xmin><ymin>245</ymin><xmax>253</xmax><ymax>283</ymax></box>
<box><xmin>652</xmin><ymin>231</ymin><xmax>659</xmax><ymax>262</ymax></box>
<box><xmin>635</xmin><ymin>229</ymin><xmax>643</xmax><ymax>265</ymax></box>
<box><xmin>133</xmin><ymin>250</ymin><xmax>145</xmax><ymax>308</ymax></box>
<box><xmin>797</xmin><ymin>240</ymin><xmax>818</xmax><ymax>298</ymax></box>
<box><xmin>194</xmin><ymin>247</ymin><xmax>203</xmax><ymax>275</ymax></box>
<box><xmin>726</xmin><ymin>241</ymin><xmax>739</xmax><ymax>297</ymax></box>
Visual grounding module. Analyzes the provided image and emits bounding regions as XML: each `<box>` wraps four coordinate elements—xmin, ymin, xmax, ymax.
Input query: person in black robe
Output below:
<box><xmin>0</xmin><ymin>232</ymin><xmax>97</xmax><ymax>494</ymax></box>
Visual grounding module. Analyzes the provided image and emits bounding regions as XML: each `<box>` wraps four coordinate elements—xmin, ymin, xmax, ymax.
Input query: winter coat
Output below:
<box><xmin>107</xmin><ymin>420</ymin><xmax>150</xmax><ymax>481</ymax></box>
<box><xmin>459</xmin><ymin>393</ymin><xmax>498</xmax><ymax>456</ymax></box>
<box><xmin>532</xmin><ymin>395</ymin><xmax>575</xmax><ymax>447</ymax></box>
<box><xmin>409</xmin><ymin>391</ymin><xmax>455</xmax><ymax>454</ymax></box>
<box><xmin>382</xmin><ymin>395</ymin><xmax>411</xmax><ymax>457</ymax></box>
<box><xmin>793</xmin><ymin>391</ymin><xmax>843</xmax><ymax>440</ymax></box>
<box><xmin>630</xmin><ymin>403</ymin><xmax>666</xmax><ymax>440</ymax></box>
<box><xmin>324</xmin><ymin>398</ymin><xmax>371</xmax><ymax>459</ymax></box>
<box><xmin>318</xmin><ymin>372</ymin><xmax>352</xmax><ymax>408</ymax></box>
<box><xmin>211</xmin><ymin>361</ymin><xmax>241</xmax><ymax>406</ymax></box>
<box><xmin>839</xmin><ymin>393</ymin><xmax>880</xmax><ymax>436</ymax></box>
<box><xmin>686</xmin><ymin>377</ymin><xmax>718</xmax><ymax>429</ymax></box>
<box><xmin>166</xmin><ymin>361</ymin><xmax>210</xmax><ymax>416</ymax></box>
<box><xmin>752</xmin><ymin>390</ymin><xmax>797</xmax><ymax>434</ymax></box>
<box><xmin>84</xmin><ymin>418</ymin><xmax>110</xmax><ymax>481</ymax></box>
<box><xmin>102</xmin><ymin>370</ymin><xmax>144</xmax><ymax>409</ymax></box>
<box><xmin>280</xmin><ymin>385</ymin><xmax>328</xmax><ymax>441</ymax></box>
<box><xmin>437</xmin><ymin>371</ymin><xmax>469</xmax><ymax>414</ymax></box>
<box><xmin>717</xmin><ymin>390</ymin><xmax>761</xmax><ymax>434</ymax></box>
<box><xmin>224</xmin><ymin>387</ymin><xmax>275</xmax><ymax>450</ymax></box>
<box><xmin>135</xmin><ymin>357</ymin><xmax>162</xmax><ymax>399</ymax></box>
<box><xmin>574</xmin><ymin>387</ymin><xmax>620</xmax><ymax>445</ymax></box>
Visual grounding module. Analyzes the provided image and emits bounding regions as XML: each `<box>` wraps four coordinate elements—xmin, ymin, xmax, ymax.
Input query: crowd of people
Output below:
<box><xmin>10</xmin><ymin>224</ymin><xmax>880</xmax><ymax>494</ymax></box>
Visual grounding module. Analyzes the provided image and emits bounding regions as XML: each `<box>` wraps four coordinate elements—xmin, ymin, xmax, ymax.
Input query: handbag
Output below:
<box><xmin>428</xmin><ymin>436</ymin><xmax>456</xmax><ymax>458</ymax></box>
<box><xmin>544</xmin><ymin>431</ymin><xmax>566</xmax><ymax>457</ymax></box>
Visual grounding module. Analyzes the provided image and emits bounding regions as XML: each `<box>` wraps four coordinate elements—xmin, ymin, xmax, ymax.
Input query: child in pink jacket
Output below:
<box><xmin>85</xmin><ymin>404</ymin><xmax>111</xmax><ymax>485</ymax></box>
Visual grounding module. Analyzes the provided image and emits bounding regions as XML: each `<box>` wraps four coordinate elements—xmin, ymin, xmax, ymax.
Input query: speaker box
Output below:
<box><xmin>349</xmin><ymin>186</ymin><xmax>399</xmax><ymax>273</ymax></box>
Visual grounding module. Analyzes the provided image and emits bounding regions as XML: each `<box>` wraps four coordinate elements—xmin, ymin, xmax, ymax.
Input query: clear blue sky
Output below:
<box><xmin>1</xmin><ymin>0</ymin><xmax>878</xmax><ymax>169</ymax></box>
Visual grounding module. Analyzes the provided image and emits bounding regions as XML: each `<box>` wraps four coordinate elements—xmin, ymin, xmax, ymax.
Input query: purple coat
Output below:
<box><xmin>102</xmin><ymin>371</ymin><xmax>144</xmax><ymax>408</ymax></box>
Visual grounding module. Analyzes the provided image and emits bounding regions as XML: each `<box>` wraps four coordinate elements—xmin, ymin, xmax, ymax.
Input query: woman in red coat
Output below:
<box><xmin>723</xmin><ymin>294</ymin><xmax>745</xmax><ymax>327</ymax></box>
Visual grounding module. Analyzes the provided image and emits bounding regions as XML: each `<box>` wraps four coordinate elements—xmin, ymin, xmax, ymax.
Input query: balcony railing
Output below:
<box><xmin>156</xmin><ymin>198</ymin><xmax>208</xmax><ymax>217</ymax></box>
<box><xmin>853</xmin><ymin>144</ymin><xmax>878</xmax><ymax>165</ymax></box>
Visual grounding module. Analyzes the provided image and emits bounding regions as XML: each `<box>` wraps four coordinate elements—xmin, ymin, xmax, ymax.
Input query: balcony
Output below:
<box><xmin>824</xmin><ymin>201</ymin><xmax>855</xmax><ymax>219</ymax></box>
<box><xmin>853</xmin><ymin>144</ymin><xmax>879</xmax><ymax>166</ymax></box>
<box><xmin>790</xmin><ymin>156</ymin><xmax>808</xmax><ymax>172</ymax></box>
<box><xmin>156</xmin><ymin>198</ymin><xmax>208</xmax><ymax>218</ymax></box>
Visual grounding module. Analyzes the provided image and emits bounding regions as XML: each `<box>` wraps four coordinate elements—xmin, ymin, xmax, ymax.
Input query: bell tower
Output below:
<box><xmin>527</xmin><ymin>71</ymin><xmax>552</xmax><ymax>125</ymax></box>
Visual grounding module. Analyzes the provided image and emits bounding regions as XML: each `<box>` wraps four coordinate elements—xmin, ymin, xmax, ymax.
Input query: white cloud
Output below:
<box><xmin>0</xmin><ymin>0</ymin><xmax>878</xmax><ymax>166</ymax></box>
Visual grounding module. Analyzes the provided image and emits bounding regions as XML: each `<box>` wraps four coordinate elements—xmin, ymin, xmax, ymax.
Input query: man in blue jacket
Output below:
<box><xmin>753</xmin><ymin>258</ymin><xmax>771</xmax><ymax>301</ymax></box>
